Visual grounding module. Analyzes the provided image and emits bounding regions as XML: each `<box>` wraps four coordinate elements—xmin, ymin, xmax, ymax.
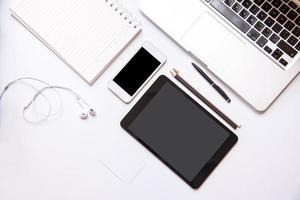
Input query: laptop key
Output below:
<box><xmin>240</xmin><ymin>9</ymin><xmax>250</xmax><ymax>19</ymax></box>
<box><xmin>264</xmin><ymin>17</ymin><xmax>275</xmax><ymax>27</ymax></box>
<box><xmin>225</xmin><ymin>0</ymin><xmax>235</xmax><ymax>6</ymax></box>
<box><xmin>272</xmin><ymin>49</ymin><xmax>283</xmax><ymax>60</ymax></box>
<box><xmin>257</xmin><ymin>36</ymin><xmax>268</xmax><ymax>47</ymax></box>
<box><xmin>247</xmin><ymin>28</ymin><xmax>260</xmax><ymax>41</ymax></box>
<box><xmin>257</xmin><ymin>11</ymin><xmax>267</xmax><ymax>21</ymax></box>
<box><xmin>247</xmin><ymin>15</ymin><xmax>257</xmax><ymax>25</ymax></box>
<box><xmin>262</xmin><ymin>27</ymin><xmax>272</xmax><ymax>37</ymax></box>
<box><xmin>279</xmin><ymin>29</ymin><xmax>290</xmax><ymax>39</ymax></box>
<box><xmin>242</xmin><ymin>0</ymin><xmax>252</xmax><ymax>8</ymax></box>
<box><xmin>288</xmin><ymin>1</ymin><xmax>297</xmax><ymax>9</ymax></box>
<box><xmin>277</xmin><ymin>40</ymin><xmax>297</xmax><ymax>58</ymax></box>
<box><xmin>287</xmin><ymin>10</ymin><xmax>297</xmax><ymax>21</ymax></box>
<box><xmin>250</xmin><ymin>4</ymin><xmax>260</xmax><ymax>15</ymax></box>
<box><xmin>261</xmin><ymin>2</ymin><xmax>272</xmax><ymax>12</ymax></box>
<box><xmin>295</xmin><ymin>16</ymin><xmax>300</xmax><ymax>26</ymax></box>
<box><xmin>295</xmin><ymin>42</ymin><xmax>300</xmax><ymax>51</ymax></box>
<box><xmin>284</xmin><ymin>20</ymin><xmax>295</xmax><ymax>31</ymax></box>
<box><xmin>254</xmin><ymin>0</ymin><xmax>264</xmax><ymax>6</ymax></box>
<box><xmin>271</xmin><ymin>0</ymin><xmax>282</xmax><ymax>8</ymax></box>
<box><xmin>297</xmin><ymin>7</ymin><xmax>300</xmax><ymax>14</ymax></box>
<box><xmin>279</xmin><ymin>4</ymin><xmax>290</xmax><ymax>14</ymax></box>
<box><xmin>232</xmin><ymin>3</ymin><xmax>242</xmax><ymax>13</ymax></box>
<box><xmin>292</xmin><ymin>27</ymin><xmax>300</xmax><ymax>37</ymax></box>
<box><xmin>279</xmin><ymin>58</ymin><xmax>288</xmax><ymax>66</ymax></box>
<box><xmin>287</xmin><ymin>35</ymin><xmax>298</xmax><ymax>46</ymax></box>
<box><xmin>254</xmin><ymin>21</ymin><xmax>265</xmax><ymax>31</ymax></box>
<box><xmin>272</xmin><ymin>23</ymin><xmax>283</xmax><ymax>33</ymax></box>
<box><xmin>264</xmin><ymin>46</ymin><xmax>273</xmax><ymax>53</ymax></box>
<box><xmin>270</xmin><ymin>33</ymin><xmax>280</xmax><ymax>44</ymax></box>
<box><xmin>269</xmin><ymin>8</ymin><xmax>279</xmax><ymax>19</ymax></box>
<box><xmin>276</xmin><ymin>14</ymin><xmax>287</xmax><ymax>25</ymax></box>
<box><xmin>210</xmin><ymin>0</ymin><xmax>251</xmax><ymax>33</ymax></box>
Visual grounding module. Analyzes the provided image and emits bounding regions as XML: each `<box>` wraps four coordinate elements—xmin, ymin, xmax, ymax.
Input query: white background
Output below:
<box><xmin>1</xmin><ymin>0</ymin><xmax>300</xmax><ymax>199</ymax></box>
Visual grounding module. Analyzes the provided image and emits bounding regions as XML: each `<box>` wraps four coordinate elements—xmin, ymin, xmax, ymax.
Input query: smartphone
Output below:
<box><xmin>108</xmin><ymin>42</ymin><xmax>166</xmax><ymax>103</ymax></box>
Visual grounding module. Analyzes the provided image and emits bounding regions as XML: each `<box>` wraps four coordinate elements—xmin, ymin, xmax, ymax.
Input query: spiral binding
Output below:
<box><xmin>105</xmin><ymin>0</ymin><xmax>140</xmax><ymax>29</ymax></box>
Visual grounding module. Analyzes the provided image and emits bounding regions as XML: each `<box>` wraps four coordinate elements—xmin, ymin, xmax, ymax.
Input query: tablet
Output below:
<box><xmin>121</xmin><ymin>75</ymin><xmax>238</xmax><ymax>189</ymax></box>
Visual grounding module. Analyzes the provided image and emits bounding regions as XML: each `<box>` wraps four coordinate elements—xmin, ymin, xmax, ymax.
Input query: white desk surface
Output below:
<box><xmin>1</xmin><ymin>0</ymin><xmax>300</xmax><ymax>199</ymax></box>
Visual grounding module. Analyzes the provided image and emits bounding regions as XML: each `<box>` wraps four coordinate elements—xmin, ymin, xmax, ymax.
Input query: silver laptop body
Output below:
<box><xmin>140</xmin><ymin>0</ymin><xmax>300</xmax><ymax>111</ymax></box>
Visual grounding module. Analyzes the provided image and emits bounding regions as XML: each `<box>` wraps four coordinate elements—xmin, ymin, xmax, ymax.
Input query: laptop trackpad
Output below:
<box><xmin>181</xmin><ymin>12</ymin><xmax>245</xmax><ymax>73</ymax></box>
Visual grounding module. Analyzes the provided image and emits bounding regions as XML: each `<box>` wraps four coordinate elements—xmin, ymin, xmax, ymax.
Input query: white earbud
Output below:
<box><xmin>89</xmin><ymin>108</ymin><xmax>96</xmax><ymax>117</ymax></box>
<box><xmin>80</xmin><ymin>112</ymin><xmax>89</xmax><ymax>120</ymax></box>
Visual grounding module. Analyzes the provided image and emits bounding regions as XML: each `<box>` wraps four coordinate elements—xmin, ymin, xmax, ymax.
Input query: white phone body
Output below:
<box><xmin>108</xmin><ymin>41</ymin><xmax>166</xmax><ymax>103</ymax></box>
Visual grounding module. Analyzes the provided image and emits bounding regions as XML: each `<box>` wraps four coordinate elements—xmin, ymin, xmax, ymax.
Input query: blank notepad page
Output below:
<box><xmin>11</xmin><ymin>0</ymin><xmax>141</xmax><ymax>84</ymax></box>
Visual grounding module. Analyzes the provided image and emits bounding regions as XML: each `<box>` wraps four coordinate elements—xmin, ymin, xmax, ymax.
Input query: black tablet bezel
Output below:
<box><xmin>121</xmin><ymin>75</ymin><xmax>238</xmax><ymax>189</ymax></box>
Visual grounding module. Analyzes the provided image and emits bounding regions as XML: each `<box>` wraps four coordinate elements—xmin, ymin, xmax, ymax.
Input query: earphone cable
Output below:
<box><xmin>0</xmin><ymin>77</ymin><xmax>63</xmax><ymax>121</ymax></box>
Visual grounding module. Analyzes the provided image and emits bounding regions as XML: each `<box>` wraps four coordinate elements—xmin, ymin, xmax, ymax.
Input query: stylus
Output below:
<box><xmin>171</xmin><ymin>68</ymin><xmax>241</xmax><ymax>130</ymax></box>
<box><xmin>192</xmin><ymin>62</ymin><xmax>231</xmax><ymax>103</ymax></box>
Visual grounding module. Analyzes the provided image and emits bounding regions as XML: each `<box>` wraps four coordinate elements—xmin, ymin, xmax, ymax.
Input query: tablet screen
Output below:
<box><xmin>121</xmin><ymin>76</ymin><xmax>237</xmax><ymax>188</ymax></box>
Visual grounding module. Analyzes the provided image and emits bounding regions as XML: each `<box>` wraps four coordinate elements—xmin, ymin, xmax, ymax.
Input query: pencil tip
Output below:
<box><xmin>171</xmin><ymin>68</ymin><xmax>180</xmax><ymax>77</ymax></box>
<box><xmin>173</xmin><ymin>68</ymin><xmax>179</xmax><ymax>74</ymax></box>
<box><xmin>170</xmin><ymin>70</ymin><xmax>176</xmax><ymax>77</ymax></box>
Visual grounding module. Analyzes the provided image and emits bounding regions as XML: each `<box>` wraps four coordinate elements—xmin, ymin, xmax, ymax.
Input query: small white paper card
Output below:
<box><xmin>97</xmin><ymin>134</ymin><xmax>146</xmax><ymax>183</ymax></box>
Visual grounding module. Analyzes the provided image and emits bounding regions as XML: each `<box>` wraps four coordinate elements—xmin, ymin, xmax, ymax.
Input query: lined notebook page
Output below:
<box><xmin>11</xmin><ymin>0</ymin><xmax>141</xmax><ymax>84</ymax></box>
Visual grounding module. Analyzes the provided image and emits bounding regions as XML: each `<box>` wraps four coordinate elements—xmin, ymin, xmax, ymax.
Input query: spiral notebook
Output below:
<box><xmin>10</xmin><ymin>0</ymin><xmax>141</xmax><ymax>85</ymax></box>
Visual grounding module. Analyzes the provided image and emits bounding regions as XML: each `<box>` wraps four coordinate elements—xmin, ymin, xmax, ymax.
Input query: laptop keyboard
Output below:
<box><xmin>205</xmin><ymin>0</ymin><xmax>300</xmax><ymax>69</ymax></box>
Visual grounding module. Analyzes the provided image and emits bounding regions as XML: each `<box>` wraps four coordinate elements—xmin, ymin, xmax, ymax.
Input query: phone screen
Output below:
<box><xmin>113</xmin><ymin>47</ymin><xmax>161</xmax><ymax>96</ymax></box>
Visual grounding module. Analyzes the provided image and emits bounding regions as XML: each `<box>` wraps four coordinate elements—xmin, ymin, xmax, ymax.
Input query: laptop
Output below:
<box><xmin>140</xmin><ymin>0</ymin><xmax>300</xmax><ymax>111</ymax></box>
